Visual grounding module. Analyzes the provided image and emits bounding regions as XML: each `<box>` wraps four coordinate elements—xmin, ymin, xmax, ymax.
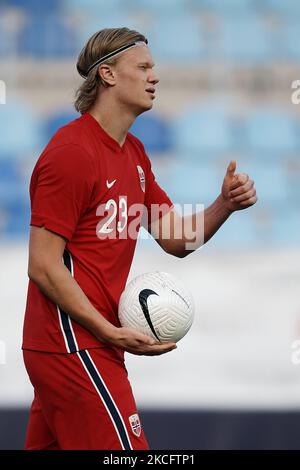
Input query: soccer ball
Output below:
<box><xmin>118</xmin><ymin>271</ymin><xmax>194</xmax><ymax>343</ymax></box>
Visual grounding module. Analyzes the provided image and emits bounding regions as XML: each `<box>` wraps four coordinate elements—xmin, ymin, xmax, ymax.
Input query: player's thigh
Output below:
<box><xmin>74</xmin><ymin>348</ymin><xmax>149</xmax><ymax>450</ymax></box>
<box><xmin>24</xmin><ymin>390</ymin><xmax>59</xmax><ymax>450</ymax></box>
<box><xmin>24</xmin><ymin>347</ymin><xmax>148</xmax><ymax>450</ymax></box>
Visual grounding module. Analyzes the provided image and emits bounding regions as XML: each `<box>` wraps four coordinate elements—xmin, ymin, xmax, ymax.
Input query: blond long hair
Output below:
<box><xmin>74</xmin><ymin>27</ymin><xmax>147</xmax><ymax>114</ymax></box>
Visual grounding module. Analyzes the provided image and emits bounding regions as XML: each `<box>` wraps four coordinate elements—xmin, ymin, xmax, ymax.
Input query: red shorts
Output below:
<box><xmin>23</xmin><ymin>347</ymin><xmax>149</xmax><ymax>450</ymax></box>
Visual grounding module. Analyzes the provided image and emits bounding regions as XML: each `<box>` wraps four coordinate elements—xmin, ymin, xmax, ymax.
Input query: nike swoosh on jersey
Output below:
<box><xmin>138</xmin><ymin>289</ymin><xmax>160</xmax><ymax>342</ymax></box>
<box><xmin>106</xmin><ymin>179</ymin><xmax>117</xmax><ymax>189</ymax></box>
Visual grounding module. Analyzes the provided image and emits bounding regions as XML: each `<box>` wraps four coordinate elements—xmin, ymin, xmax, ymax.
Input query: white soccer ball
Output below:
<box><xmin>118</xmin><ymin>271</ymin><xmax>194</xmax><ymax>343</ymax></box>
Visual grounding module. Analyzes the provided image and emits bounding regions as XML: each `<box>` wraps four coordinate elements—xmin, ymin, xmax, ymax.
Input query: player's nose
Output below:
<box><xmin>149</xmin><ymin>71</ymin><xmax>159</xmax><ymax>86</ymax></box>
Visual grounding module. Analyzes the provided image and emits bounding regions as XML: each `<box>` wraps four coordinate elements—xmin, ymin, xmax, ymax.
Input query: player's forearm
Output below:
<box><xmin>202</xmin><ymin>194</ymin><xmax>232</xmax><ymax>243</ymax></box>
<box><xmin>28</xmin><ymin>263</ymin><xmax>117</xmax><ymax>343</ymax></box>
<box><xmin>172</xmin><ymin>194</ymin><xmax>232</xmax><ymax>256</ymax></box>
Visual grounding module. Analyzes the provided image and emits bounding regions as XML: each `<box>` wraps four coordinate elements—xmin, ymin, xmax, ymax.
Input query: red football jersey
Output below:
<box><xmin>22</xmin><ymin>112</ymin><xmax>173</xmax><ymax>353</ymax></box>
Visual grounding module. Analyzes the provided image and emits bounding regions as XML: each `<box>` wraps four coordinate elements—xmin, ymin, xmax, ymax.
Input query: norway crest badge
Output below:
<box><xmin>137</xmin><ymin>165</ymin><xmax>145</xmax><ymax>193</ymax></box>
<box><xmin>129</xmin><ymin>413</ymin><xmax>141</xmax><ymax>437</ymax></box>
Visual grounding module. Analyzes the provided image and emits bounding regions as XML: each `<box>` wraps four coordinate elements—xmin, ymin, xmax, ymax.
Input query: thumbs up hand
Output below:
<box><xmin>221</xmin><ymin>160</ymin><xmax>257</xmax><ymax>213</ymax></box>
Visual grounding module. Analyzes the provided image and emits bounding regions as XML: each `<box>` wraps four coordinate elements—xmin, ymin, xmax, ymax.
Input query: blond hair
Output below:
<box><xmin>74</xmin><ymin>27</ymin><xmax>147</xmax><ymax>114</ymax></box>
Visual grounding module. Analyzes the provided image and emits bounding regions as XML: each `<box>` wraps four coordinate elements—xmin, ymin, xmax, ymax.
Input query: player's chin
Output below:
<box><xmin>141</xmin><ymin>99</ymin><xmax>153</xmax><ymax>110</ymax></box>
<box><xmin>143</xmin><ymin>96</ymin><xmax>155</xmax><ymax>109</ymax></box>
<box><xmin>135</xmin><ymin>100</ymin><xmax>154</xmax><ymax>116</ymax></box>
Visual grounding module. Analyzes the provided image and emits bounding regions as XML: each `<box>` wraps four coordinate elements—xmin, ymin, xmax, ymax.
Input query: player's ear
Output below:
<box><xmin>97</xmin><ymin>64</ymin><xmax>116</xmax><ymax>87</ymax></box>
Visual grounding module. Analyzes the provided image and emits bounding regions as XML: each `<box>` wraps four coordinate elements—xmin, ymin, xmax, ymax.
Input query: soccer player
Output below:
<box><xmin>22</xmin><ymin>27</ymin><xmax>257</xmax><ymax>450</ymax></box>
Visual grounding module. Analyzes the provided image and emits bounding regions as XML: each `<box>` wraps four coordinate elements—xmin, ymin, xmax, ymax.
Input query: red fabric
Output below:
<box><xmin>23</xmin><ymin>347</ymin><xmax>149</xmax><ymax>450</ymax></box>
<box><xmin>23</xmin><ymin>112</ymin><xmax>173</xmax><ymax>353</ymax></box>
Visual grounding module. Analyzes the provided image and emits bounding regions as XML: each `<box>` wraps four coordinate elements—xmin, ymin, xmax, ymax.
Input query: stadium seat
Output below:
<box><xmin>131</xmin><ymin>0</ymin><xmax>189</xmax><ymax>14</ymax></box>
<box><xmin>0</xmin><ymin>25</ymin><xmax>13</xmax><ymax>57</ymax></box>
<box><xmin>19</xmin><ymin>15</ymin><xmax>77</xmax><ymax>58</ymax></box>
<box><xmin>241</xmin><ymin>161</ymin><xmax>288</xmax><ymax>207</ymax></box>
<box><xmin>66</xmin><ymin>0</ymin><xmax>126</xmax><ymax>16</ymax></box>
<box><xmin>262</xmin><ymin>0</ymin><xmax>300</xmax><ymax>15</ymax></box>
<box><xmin>10</xmin><ymin>0</ymin><xmax>61</xmax><ymax>14</ymax></box>
<box><xmin>283</xmin><ymin>20</ymin><xmax>300</xmax><ymax>62</ymax></box>
<box><xmin>200</xmin><ymin>0</ymin><xmax>256</xmax><ymax>14</ymax></box>
<box><xmin>44</xmin><ymin>109</ymin><xmax>80</xmax><ymax>141</ymax></box>
<box><xmin>214</xmin><ymin>203</ymin><xmax>297</xmax><ymax>248</ymax></box>
<box><xmin>130</xmin><ymin>113</ymin><xmax>172</xmax><ymax>154</ymax></box>
<box><xmin>210</xmin><ymin>211</ymin><xmax>259</xmax><ymax>247</ymax></box>
<box><xmin>0</xmin><ymin>159</ymin><xmax>22</xmax><ymax>185</ymax></box>
<box><xmin>76</xmin><ymin>12</ymin><xmax>135</xmax><ymax>49</ymax></box>
<box><xmin>172</xmin><ymin>105</ymin><xmax>237</xmax><ymax>155</ymax></box>
<box><xmin>218</xmin><ymin>15</ymin><xmax>273</xmax><ymax>63</ymax></box>
<box><xmin>0</xmin><ymin>196</ymin><xmax>30</xmax><ymax>237</ymax></box>
<box><xmin>272</xmin><ymin>209</ymin><xmax>300</xmax><ymax>246</ymax></box>
<box><xmin>244</xmin><ymin>110</ymin><xmax>299</xmax><ymax>154</ymax></box>
<box><xmin>161</xmin><ymin>162</ymin><xmax>221</xmax><ymax>206</ymax></box>
<box><xmin>0</xmin><ymin>162</ymin><xmax>30</xmax><ymax>237</ymax></box>
<box><xmin>283</xmin><ymin>158</ymin><xmax>300</xmax><ymax>208</ymax></box>
<box><xmin>150</xmin><ymin>15</ymin><xmax>207</xmax><ymax>61</ymax></box>
<box><xmin>0</xmin><ymin>8</ymin><xmax>20</xmax><ymax>57</ymax></box>
<box><xmin>0</xmin><ymin>102</ymin><xmax>42</xmax><ymax>158</ymax></box>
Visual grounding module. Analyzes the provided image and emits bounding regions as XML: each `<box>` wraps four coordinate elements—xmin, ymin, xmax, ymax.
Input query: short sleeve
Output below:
<box><xmin>30</xmin><ymin>144</ymin><xmax>95</xmax><ymax>241</ymax></box>
<box><xmin>143</xmin><ymin>154</ymin><xmax>173</xmax><ymax>226</ymax></box>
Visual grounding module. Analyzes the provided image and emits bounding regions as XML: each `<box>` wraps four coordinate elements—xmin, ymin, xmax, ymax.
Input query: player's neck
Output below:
<box><xmin>89</xmin><ymin>98</ymin><xmax>136</xmax><ymax>148</ymax></box>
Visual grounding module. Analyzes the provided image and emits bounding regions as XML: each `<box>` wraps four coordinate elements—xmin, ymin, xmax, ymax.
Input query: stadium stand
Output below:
<box><xmin>0</xmin><ymin>0</ymin><xmax>299</xmax><ymax>247</ymax></box>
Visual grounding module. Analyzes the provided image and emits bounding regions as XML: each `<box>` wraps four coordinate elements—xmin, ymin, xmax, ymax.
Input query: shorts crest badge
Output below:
<box><xmin>129</xmin><ymin>413</ymin><xmax>141</xmax><ymax>437</ymax></box>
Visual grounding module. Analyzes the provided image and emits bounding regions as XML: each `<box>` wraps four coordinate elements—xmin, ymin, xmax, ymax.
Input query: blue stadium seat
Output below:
<box><xmin>210</xmin><ymin>211</ymin><xmax>259</xmax><ymax>247</ymax></box>
<box><xmin>262</xmin><ymin>0</ymin><xmax>300</xmax><ymax>15</ymax></box>
<box><xmin>19</xmin><ymin>16</ymin><xmax>77</xmax><ymax>58</ymax></box>
<box><xmin>130</xmin><ymin>113</ymin><xmax>172</xmax><ymax>154</ymax></box>
<box><xmin>67</xmin><ymin>0</ymin><xmax>126</xmax><ymax>16</ymax></box>
<box><xmin>244</xmin><ymin>110</ymin><xmax>299</xmax><ymax>154</ymax></box>
<box><xmin>150</xmin><ymin>15</ymin><xmax>207</xmax><ymax>61</ymax></box>
<box><xmin>0</xmin><ymin>159</ymin><xmax>22</xmax><ymax>184</ymax></box>
<box><xmin>44</xmin><ymin>109</ymin><xmax>79</xmax><ymax>141</ymax></box>
<box><xmin>131</xmin><ymin>0</ymin><xmax>189</xmax><ymax>14</ymax></box>
<box><xmin>160</xmin><ymin>158</ymin><xmax>295</xmax><ymax>248</ymax></box>
<box><xmin>272</xmin><ymin>209</ymin><xmax>300</xmax><ymax>246</ymax></box>
<box><xmin>0</xmin><ymin>168</ymin><xmax>30</xmax><ymax>237</ymax></box>
<box><xmin>200</xmin><ymin>0</ymin><xmax>256</xmax><ymax>14</ymax></box>
<box><xmin>241</xmin><ymin>161</ymin><xmax>288</xmax><ymax>207</ymax></box>
<box><xmin>0</xmin><ymin>102</ymin><xmax>42</xmax><ymax>158</ymax></box>
<box><xmin>205</xmin><ymin>205</ymin><xmax>298</xmax><ymax>248</ymax></box>
<box><xmin>218</xmin><ymin>15</ymin><xmax>273</xmax><ymax>63</ymax></box>
<box><xmin>172</xmin><ymin>105</ymin><xmax>237</xmax><ymax>155</ymax></box>
<box><xmin>0</xmin><ymin>9</ymin><xmax>19</xmax><ymax>57</ymax></box>
<box><xmin>161</xmin><ymin>162</ymin><xmax>221</xmax><ymax>206</ymax></box>
<box><xmin>10</xmin><ymin>0</ymin><xmax>61</xmax><ymax>15</ymax></box>
<box><xmin>77</xmin><ymin>12</ymin><xmax>134</xmax><ymax>49</ymax></box>
<box><xmin>0</xmin><ymin>178</ymin><xmax>25</xmax><ymax>205</ymax></box>
<box><xmin>0</xmin><ymin>197</ymin><xmax>30</xmax><ymax>237</ymax></box>
<box><xmin>283</xmin><ymin>20</ymin><xmax>300</xmax><ymax>62</ymax></box>
<box><xmin>282</xmin><ymin>158</ymin><xmax>300</xmax><ymax>208</ymax></box>
<box><xmin>0</xmin><ymin>28</ymin><xmax>13</xmax><ymax>57</ymax></box>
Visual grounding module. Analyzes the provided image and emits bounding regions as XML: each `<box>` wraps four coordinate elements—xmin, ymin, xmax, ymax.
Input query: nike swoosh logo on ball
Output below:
<box><xmin>138</xmin><ymin>289</ymin><xmax>160</xmax><ymax>342</ymax></box>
